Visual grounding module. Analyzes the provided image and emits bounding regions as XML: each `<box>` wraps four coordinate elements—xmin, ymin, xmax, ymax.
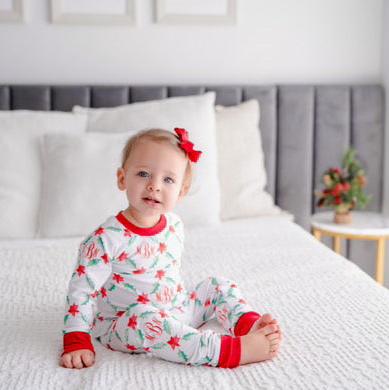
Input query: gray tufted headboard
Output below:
<box><xmin>0</xmin><ymin>84</ymin><xmax>385</xmax><ymax>275</ymax></box>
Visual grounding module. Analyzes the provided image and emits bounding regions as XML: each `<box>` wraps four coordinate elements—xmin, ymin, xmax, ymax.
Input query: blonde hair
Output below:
<box><xmin>121</xmin><ymin>128</ymin><xmax>193</xmax><ymax>192</ymax></box>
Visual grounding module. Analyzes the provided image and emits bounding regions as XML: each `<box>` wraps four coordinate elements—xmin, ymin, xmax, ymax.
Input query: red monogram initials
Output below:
<box><xmin>156</xmin><ymin>286</ymin><xmax>173</xmax><ymax>304</ymax></box>
<box><xmin>145</xmin><ymin>318</ymin><xmax>163</xmax><ymax>341</ymax></box>
<box><xmin>85</xmin><ymin>242</ymin><xmax>99</xmax><ymax>260</ymax></box>
<box><xmin>136</xmin><ymin>243</ymin><xmax>157</xmax><ymax>259</ymax></box>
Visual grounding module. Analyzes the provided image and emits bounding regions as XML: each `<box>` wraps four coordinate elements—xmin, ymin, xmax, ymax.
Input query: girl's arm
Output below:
<box><xmin>62</xmin><ymin>230</ymin><xmax>113</xmax><ymax>355</ymax></box>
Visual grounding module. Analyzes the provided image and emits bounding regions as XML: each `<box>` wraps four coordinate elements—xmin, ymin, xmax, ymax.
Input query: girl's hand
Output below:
<box><xmin>60</xmin><ymin>349</ymin><xmax>95</xmax><ymax>369</ymax></box>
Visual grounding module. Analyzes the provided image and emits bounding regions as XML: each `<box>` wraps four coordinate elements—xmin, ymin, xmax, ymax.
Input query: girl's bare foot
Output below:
<box><xmin>248</xmin><ymin>313</ymin><xmax>283</xmax><ymax>349</ymax></box>
<box><xmin>240</xmin><ymin>323</ymin><xmax>280</xmax><ymax>365</ymax></box>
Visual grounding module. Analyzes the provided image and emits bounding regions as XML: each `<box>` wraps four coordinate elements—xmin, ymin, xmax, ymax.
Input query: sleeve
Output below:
<box><xmin>62</xmin><ymin>229</ymin><xmax>113</xmax><ymax>355</ymax></box>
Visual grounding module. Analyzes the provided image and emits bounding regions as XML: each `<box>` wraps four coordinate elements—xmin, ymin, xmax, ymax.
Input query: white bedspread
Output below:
<box><xmin>1</xmin><ymin>217</ymin><xmax>389</xmax><ymax>390</ymax></box>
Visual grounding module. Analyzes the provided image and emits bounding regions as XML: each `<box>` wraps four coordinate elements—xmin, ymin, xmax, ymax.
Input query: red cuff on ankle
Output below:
<box><xmin>62</xmin><ymin>332</ymin><xmax>95</xmax><ymax>357</ymax></box>
<box><xmin>218</xmin><ymin>335</ymin><xmax>241</xmax><ymax>368</ymax></box>
<box><xmin>234</xmin><ymin>311</ymin><xmax>261</xmax><ymax>336</ymax></box>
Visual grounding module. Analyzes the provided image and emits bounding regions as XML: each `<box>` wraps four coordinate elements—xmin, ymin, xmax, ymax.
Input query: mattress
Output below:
<box><xmin>1</xmin><ymin>216</ymin><xmax>389</xmax><ymax>390</ymax></box>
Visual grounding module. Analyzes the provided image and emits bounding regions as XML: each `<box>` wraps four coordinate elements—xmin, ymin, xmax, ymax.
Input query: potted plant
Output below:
<box><xmin>316</xmin><ymin>148</ymin><xmax>371</xmax><ymax>224</ymax></box>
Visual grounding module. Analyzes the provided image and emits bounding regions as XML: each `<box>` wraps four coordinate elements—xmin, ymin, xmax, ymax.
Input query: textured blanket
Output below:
<box><xmin>1</xmin><ymin>217</ymin><xmax>389</xmax><ymax>390</ymax></box>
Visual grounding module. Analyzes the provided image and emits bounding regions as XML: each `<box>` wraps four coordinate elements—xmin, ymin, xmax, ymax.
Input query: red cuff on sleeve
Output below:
<box><xmin>218</xmin><ymin>335</ymin><xmax>241</xmax><ymax>368</ymax></box>
<box><xmin>234</xmin><ymin>311</ymin><xmax>261</xmax><ymax>336</ymax></box>
<box><xmin>62</xmin><ymin>332</ymin><xmax>95</xmax><ymax>357</ymax></box>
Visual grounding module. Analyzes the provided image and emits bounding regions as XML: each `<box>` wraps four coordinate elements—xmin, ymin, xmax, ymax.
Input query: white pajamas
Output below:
<box><xmin>63</xmin><ymin>211</ymin><xmax>256</xmax><ymax>366</ymax></box>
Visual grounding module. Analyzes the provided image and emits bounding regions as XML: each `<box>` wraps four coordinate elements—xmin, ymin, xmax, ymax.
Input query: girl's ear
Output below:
<box><xmin>178</xmin><ymin>183</ymin><xmax>189</xmax><ymax>200</ymax></box>
<box><xmin>117</xmin><ymin>167</ymin><xmax>126</xmax><ymax>191</ymax></box>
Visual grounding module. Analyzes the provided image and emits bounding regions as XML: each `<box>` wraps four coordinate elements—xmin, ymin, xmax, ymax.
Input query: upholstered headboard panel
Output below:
<box><xmin>0</xmin><ymin>84</ymin><xmax>384</xmax><ymax>274</ymax></box>
<box><xmin>0</xmin><ymin>84</ymin><xmax>384</xmax><ymax>226</ymax></box>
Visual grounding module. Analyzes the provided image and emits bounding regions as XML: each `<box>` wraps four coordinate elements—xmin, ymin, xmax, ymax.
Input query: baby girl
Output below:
<box><xmin>60</xmin><ymin>128</ymin><xmax>282</xmax><ymax>369</ymax></box>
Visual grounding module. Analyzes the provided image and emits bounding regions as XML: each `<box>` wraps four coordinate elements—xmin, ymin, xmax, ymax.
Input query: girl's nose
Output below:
<box><xmin>147</xmin><ymin>181</ymin><xmax>160</xmax><ymax>192</ymax></box>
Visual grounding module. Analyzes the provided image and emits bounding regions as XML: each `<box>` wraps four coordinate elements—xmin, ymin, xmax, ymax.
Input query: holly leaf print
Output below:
<box><xmin>81</xmin><ymin>294</ymin><xmax>90</xmax><ymax>306</ymax></box>
<box><xmin>200</xmin><ymin>336</ymin><xmax>206</xmax><ymax>348</ymax></box>
<box><xmin>231</xmin><ymin>304</ymin><xmax>242</xmax><ymax>313</ymax></box>
<box><xmin>80</xmin><ymin>313</ymin><xmax>89</xmax><ymax>325</ymax></box>
<box><xmin>88</xmin><ymin>258</ymin><xmax>101</xmax><ymax>267</ymax></box>
<box><xmin>165</xmin><ymin>277</ymin><xmax>176</xmax><ymax>285</ymax></box>
<box><xmin>195</xmin><ymin>356</ymin><xmax>212</xmax><ymax>366</ymax></box>
<box><xmin>97</xmin><ymin>236</ymin><xmax>105</xmax><ymax>251</ymax></box>
<box><xmin>139</xmin><ymin>311</ymin><xmax>155</xmax><ymax>319</ymax></box>
<box><xmin>151</xmin><ymin>283</ymin><xmax>161</xmax><ymax>294</ymax></box>
<box><xmin>83</xmin><ymin>236</ymin><xmax>93</xmax><ymax>246</ymax></box>
<box><xmin>124</xmin><ymin>283</ymin><xmax>137</xmax><ymax>292</ymax></box>
<box><xmin>165</xmin><ymin>252</ymin><xmax>175</xmax><ymax>261</ymax></box>
<box><xmin>235</xmin><ymin>311</ymin><xmax>245</xmax><ymax>319</ymax></box>
<box><xmin>127</xmin><ymin>303</ymin><xmax>139</xmax><ymax>311</ymax></box>
<box><xmin>183</xmin><ymin>332</ymin><xmax>197</xmax><ymax>341</ymax></box>
<box><xmin>151</xmin><ymin>342</ymin><xmax>166</xmax><ymax>350</ymax></box>
<box><xmin>178</xmin><ymin>350</ymin><xmax>188</xmax><ymax>363</ymax></box>
<box><xmin>137</xmin><ymin>329</ymin><xmax>144</xmax><ymax>342</ymax></box>
<box><xmin>106</xmin><ymin>226</ymin><xmax>121</xmax><ymax>232</ymax></box>
<box><xmin>150</xmin><ymin>256</ymin><xmax>159</xmax><ymax>269</ymax></box>
<box><xmin>211</xmin><ymin>277</ymin><xmax>218</xmax><ymax>286</ymax></box>
<box><xmin>195</xmin><ymin>299</ymin><xmax>202</xmax><ymax>307</ymax></box>
<box><xmin>108</xmin><ymin>284</ymin><xmax>117</xmax><ymax>292</ymax></box>
<box><xmin>227</xmin><ymin>288</ymin><xmax>237</xmax><ymax>299</ymax></box>
<box><xmin>126</xmin><ymin>237</ymin><xmax>137</xmax><ymax>247</ymax></box>
<box><xmin>64</xmin><ymin>314</ymin><xmax>69</xmax><ymax>324</ymax></box>
<box><xmin>85</xmin><ymin>275</ymin><xmax>95</xmax><ymax>290</ymax></box>
<box><xmin>127</xmin><ymin>259</ymin><xmax>137</xmax><ymax>268</ymax></box>
<box><xmin>163</xmin><ymin>319</ymin><xmax>171</xmax><ymax>335</ymax></box>
<box><xmin>216</xmin><ymin>297</ymin><xmax>227</xmax><ymax>306</ymax></box>
<box><xmin>171</xmin><ymin>295</ymin><xmax>178</xmax><ymax>306</ymax></box>
<box><xmin>115</xmin><ymin>331</ymin><xmax>123</xmax><ymax>343</ymax></box>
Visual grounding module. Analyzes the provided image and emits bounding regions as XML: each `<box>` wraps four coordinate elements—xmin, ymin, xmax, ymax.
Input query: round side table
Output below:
<box><xmin>311</xmin><ymin>211</ymin><xmax>389</xmax><ymax>285</ymax></box>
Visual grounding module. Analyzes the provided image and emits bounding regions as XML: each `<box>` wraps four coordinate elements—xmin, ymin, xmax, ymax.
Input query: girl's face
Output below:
<box><xmin>117</xmin><ymin>139</ymin><xmax>188</xmax><ymax>227</ymax></box>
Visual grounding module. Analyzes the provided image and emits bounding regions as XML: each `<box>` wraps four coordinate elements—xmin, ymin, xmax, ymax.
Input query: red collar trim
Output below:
<box><xmin>116</xmin><ymin>212</ymin><xmax>167</xmax><ymax>236</ymax></box>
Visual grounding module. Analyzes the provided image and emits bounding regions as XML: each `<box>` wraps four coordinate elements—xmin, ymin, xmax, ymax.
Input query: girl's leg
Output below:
<box><xmin>98</xmin><ymin>303</ymin><xmax>224</xmax><ymax>367</ymax></box>
<box><xmin>184</xmin><ymin>276</ymin><xmax>261</xmax><ymax>336</ymax></box>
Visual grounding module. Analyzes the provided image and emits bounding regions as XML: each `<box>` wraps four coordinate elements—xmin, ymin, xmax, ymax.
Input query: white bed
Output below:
<box><xmin>1</xmin><ymin>216</ymin><xmax>389</xmax><ymax>390</ymax></box>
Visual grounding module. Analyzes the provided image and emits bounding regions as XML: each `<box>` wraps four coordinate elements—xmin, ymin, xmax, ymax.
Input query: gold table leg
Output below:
<box><xmin>333</xmin><ymin>235</ymin><xmax>341</xmax><ymax>254</ymax></box>
<box><xmin>376</xmin><ymin>238</ymin><xmax>385</xmax><ymax>285</ymax></box>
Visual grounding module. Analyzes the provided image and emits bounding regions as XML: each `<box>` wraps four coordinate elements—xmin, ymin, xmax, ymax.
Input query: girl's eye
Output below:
<box><xmin>137</xmin><ymin>171</ymin><xmax>149</xmax><ymax>178</ymax></box>
<box><xmin>164</xmin><ymin>177</ymin><xmax>175</xmax><ymax>184</ymax></box>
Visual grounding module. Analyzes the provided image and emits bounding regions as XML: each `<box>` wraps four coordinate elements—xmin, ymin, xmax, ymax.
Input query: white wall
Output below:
<box><xmin>0</xmin><ymin>0</ymin><xmax>383</xmax><ymax>84</ymax></box>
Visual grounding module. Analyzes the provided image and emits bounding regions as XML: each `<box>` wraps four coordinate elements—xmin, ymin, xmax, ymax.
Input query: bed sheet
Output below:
<box><xmin>1</xmin><ymin>216</ymin><xmax>389</xmax><ymax>390</ymax></box>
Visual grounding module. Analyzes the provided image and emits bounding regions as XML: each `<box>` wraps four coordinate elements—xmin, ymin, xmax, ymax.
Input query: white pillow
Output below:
<box><xmin>0</xmin><ymin>111</ymin><xmax>87</xmax><ymax>238</ymax></box>
<box><xmin>39</xmin><ymin>133</ymin><xmax>129</xmax><ymax>238</ymax></box>
<box><xmin>73</xmin><ymin>92</ymin><xmax>220</xmax><ymax>228</ymax></box>
<box><xmin>215</xmin><ymin>100</ymin><xmax>282</xmax><ymax>220</ymax></box>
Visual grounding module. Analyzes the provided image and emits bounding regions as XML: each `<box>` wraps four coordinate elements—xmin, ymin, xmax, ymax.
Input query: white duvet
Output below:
<box><xmin>1</xmin><ymin>217</ymin><xmax>389</xmax><ymax>390</ymax></box>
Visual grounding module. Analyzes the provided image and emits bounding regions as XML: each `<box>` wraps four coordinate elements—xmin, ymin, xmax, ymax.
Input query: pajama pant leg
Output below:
<box><xmin>184</xmin><ymin>276</ymin><xmax>258</xmax><ymax>336</ymax></box>
<box><xmin>98</xmin><ymin>303</ymin><xmax>223</xmax><ymax>367</ymax></box>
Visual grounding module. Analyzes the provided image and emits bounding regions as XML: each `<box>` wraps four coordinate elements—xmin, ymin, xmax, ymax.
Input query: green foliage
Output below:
<box><xmin>316</xmin><ymin>147</ymin><xmax>372</xmax><ymax>213</ymax></box>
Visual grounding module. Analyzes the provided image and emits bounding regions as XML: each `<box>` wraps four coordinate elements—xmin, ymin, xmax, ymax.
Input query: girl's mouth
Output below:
<box><xmin>143</xmin><ymin>197</ymin><xmax>161</xmax><ymax>205</ymax></box>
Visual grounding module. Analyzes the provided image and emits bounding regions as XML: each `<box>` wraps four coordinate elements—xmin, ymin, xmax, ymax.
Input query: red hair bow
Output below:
<box><xmin>174</xmin><ymin>128</ymin><xmax>202</xmax><ymax>163</ymax></box>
